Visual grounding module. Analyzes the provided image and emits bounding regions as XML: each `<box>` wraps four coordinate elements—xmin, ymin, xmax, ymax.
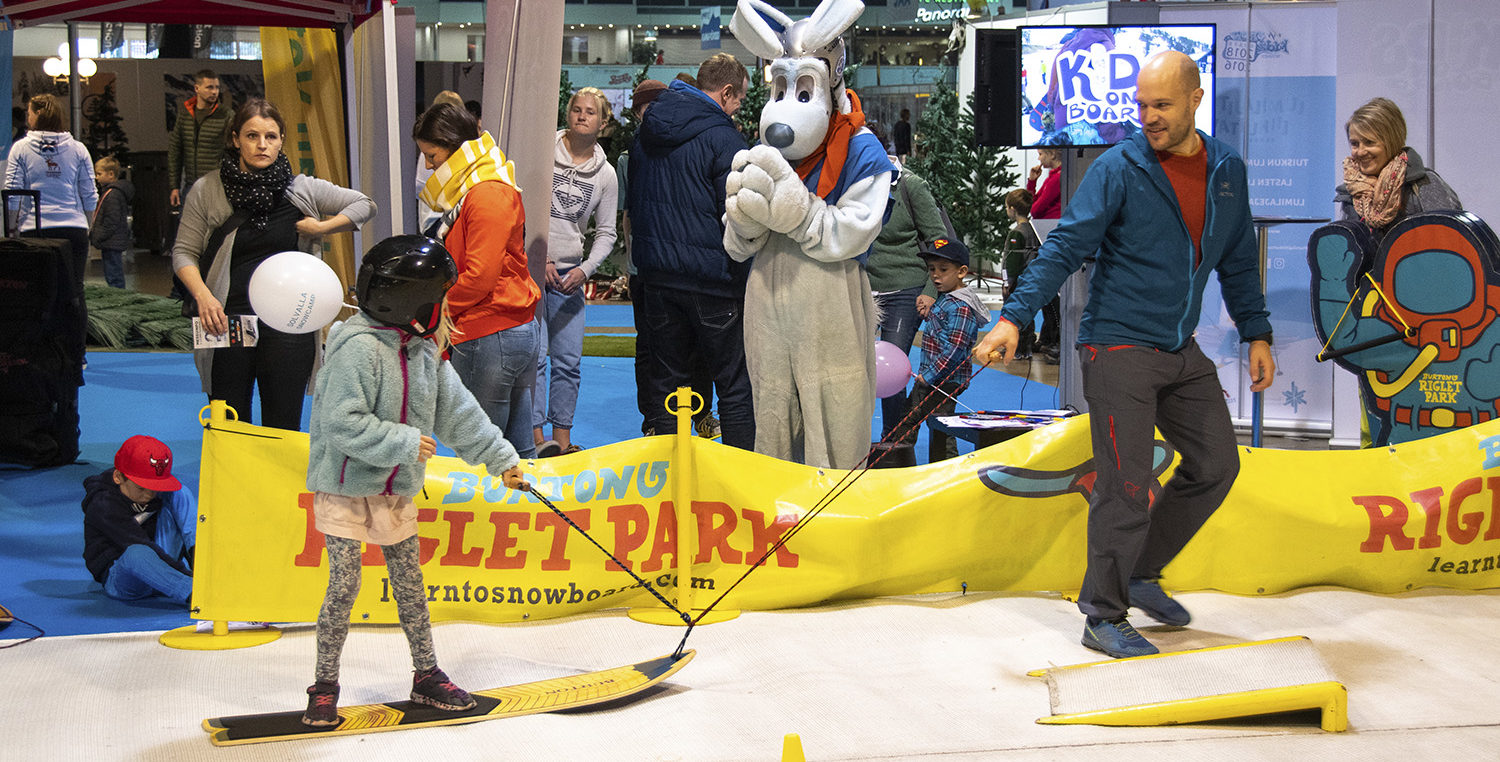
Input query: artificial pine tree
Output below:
<box><xmin>82</xmin><ymin>81</ymin><xmax>131</xmax><ymax>164</ymax></box>
<box><xmin>906</xmin><ymin>75</ymin><xmax>1018</xmax><ymax>288</ymax></box>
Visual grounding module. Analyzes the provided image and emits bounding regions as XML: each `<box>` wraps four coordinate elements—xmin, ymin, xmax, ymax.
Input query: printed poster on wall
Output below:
<box><xmin>701</xmin><ymin>7</ymin><xmax>721</xmax><ymax>50</ymax></box>
<box><xmin>1164</xmin><ymin>3</ymin><xmax>1338</xmax><ymax>431</ymax></box>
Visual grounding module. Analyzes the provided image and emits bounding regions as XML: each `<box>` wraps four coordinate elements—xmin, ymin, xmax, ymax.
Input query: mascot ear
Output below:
<box><xmin>796</xmin><ymin>0</ymin><xmax>865</xmax><ymax>55</ymax></box>
<box><xmin>730</xmin><ymin>0</ymin><xmax>794</xmax><ymax>60</ymax></box>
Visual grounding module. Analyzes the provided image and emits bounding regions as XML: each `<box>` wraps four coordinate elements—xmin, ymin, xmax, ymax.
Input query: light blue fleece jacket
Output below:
<box><xmin>307</xmin><ymin>312</ymin><xmax>520</xmax><ymax>498</ymax></box>
<box><xmin>1001</xmin><ymin>130</ymin><xmax>1272</xmax><ymax>351</ymax></box>
<box><xmin>4</xmin><ymin>130</ymin><xmax>97</xmax><ymax>230</ymax></box>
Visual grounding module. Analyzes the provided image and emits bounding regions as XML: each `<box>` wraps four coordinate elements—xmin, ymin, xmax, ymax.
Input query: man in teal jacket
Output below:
<box><xmin>975</xmin><ymin>51</ymin><xmax>1275</xmax><ymax>659</ymax></box>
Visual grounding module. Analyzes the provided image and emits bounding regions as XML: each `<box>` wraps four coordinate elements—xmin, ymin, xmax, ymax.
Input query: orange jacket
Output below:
<box><xmin>443</xmin><ymin>180</ymin><xmax>539</xmax><ymax>344</ymax></box>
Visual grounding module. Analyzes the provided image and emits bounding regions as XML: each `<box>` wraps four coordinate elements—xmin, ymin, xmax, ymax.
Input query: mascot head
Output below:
<box><xmin>730</xmin><ymin>0</ymin><xmax>864</xmax><ymax>162</ymax></box>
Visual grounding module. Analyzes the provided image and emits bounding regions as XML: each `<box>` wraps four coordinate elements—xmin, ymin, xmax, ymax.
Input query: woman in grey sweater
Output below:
<box><xmin>173</xmin><ymin>99</ymin><xmax>375</xmax><ymax>430</ymax></box>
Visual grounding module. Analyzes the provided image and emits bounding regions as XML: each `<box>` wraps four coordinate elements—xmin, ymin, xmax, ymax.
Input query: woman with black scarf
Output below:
<box><xmin>173</xmin><ymin>99</ymin><xmax>375</xmax><ymax>430</ymax></box>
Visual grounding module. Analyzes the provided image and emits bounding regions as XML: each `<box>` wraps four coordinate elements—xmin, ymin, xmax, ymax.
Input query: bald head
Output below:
<box><xmin>1134</xmin><ymin>50</ymin><xmax>1204</xmax><ymax>155</ymax></box>
<box><xmin>1139</xmin><ymin>50</ymin><xmax>1201</xmax><ymax>96</ymax></box>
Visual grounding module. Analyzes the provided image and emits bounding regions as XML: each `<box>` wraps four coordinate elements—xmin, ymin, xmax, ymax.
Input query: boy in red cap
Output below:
<box><xmin>82</xmin><ymin>435</ymin><xmax>198</xmax><ymax>605</ymax></box>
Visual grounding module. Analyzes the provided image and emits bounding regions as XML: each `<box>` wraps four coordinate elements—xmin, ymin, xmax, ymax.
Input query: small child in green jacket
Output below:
<box><xmin>301</xmin><ymin>235</ymin><xmax>527</xmax><ymax>727</ymax></box>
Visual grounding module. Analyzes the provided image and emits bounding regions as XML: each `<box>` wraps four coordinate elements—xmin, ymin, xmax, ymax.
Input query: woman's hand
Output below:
<box><xmin>1028</xmin><ymin>164</ymin><xmax>1044</xmax><ymax>182</ymax></box>
<box><xmin>558</xmin><ymin>268</ymin><xmax>588</xmax><ymax>295</ymax></box>
<box><xmin>416</xmin><ymin>435</ymin><xmax>437</xmax><ymax>463</ymax></box>
<box><xmin>544</xmin><ymin>261</ymin><xmax>563</xmax><ymax>290</ymax></box>
<box><xmin>295</xmin><ymin>216</ymin><xmax>327</xmax><ymax>237</ymax></box>
<box><xmin>196</xmin><ymin>291</ymin><xmax>228</xmax><ymax>336</ymax></box>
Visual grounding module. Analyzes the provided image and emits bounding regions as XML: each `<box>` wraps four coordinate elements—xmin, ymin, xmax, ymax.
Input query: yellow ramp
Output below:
<box><xmin>1028</xmin><ymin>636</ymin><xmax>1347</xmax><ymax>731</ymax></box>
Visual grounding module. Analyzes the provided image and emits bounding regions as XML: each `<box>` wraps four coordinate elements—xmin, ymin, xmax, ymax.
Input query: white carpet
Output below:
<box><xmin>5</xmin><ymin>588</ymin><xmax>1500</xmax><ymax>760</ymax></box>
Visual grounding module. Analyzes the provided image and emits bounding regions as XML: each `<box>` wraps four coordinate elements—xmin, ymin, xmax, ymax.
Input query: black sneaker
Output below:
<box><xmin>1081</xmin><ymin>617</ymin><xmax>1159</xmax><ymax>659</ymax></box>
<box><xmin>535</xmin><ymin>440</ymin><xmax>563</xmax><ymax>458</ymax></box>
<box><xmin>411</xmin><ymin>667</ymin><xmax>476</xmax><ymax>711</ymax></box>
<box><xmin>302</xmin><ymin>681</ymin><xmax>341</xmax><ymax>726</ymax></box>
<box><xmin>1129</xmin><ymin>577</ymin><xmax>1191</xmax><ymax>626</ymax></box>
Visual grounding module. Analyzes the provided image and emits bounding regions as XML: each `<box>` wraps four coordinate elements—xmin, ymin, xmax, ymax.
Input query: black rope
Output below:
<box><xmin>518</xmin><ymin>483</ymin><xmax>695</xmax><ymax>653</ymax></box>
<box><xmin>0</xmin><ymin>612</ymin><xmax>45</xmax><ymax>649</ymax></box>
<box><xmin>691</xmin><ymin>353</ymin><xmax>989</xmax><ymax>625</ymax></box>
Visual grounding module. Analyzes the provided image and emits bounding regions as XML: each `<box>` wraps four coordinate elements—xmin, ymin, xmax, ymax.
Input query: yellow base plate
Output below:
<box><xmin>159</xmin><ymin>624</ymin><xmax>282</xmax><ymax>651</ymax></box>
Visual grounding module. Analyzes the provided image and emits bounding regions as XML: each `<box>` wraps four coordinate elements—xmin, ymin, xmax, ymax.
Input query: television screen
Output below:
<box><xmin>1019</xmin><ymin>24</ymin><xmax>1215</xmax><ymax>148</ymax></box>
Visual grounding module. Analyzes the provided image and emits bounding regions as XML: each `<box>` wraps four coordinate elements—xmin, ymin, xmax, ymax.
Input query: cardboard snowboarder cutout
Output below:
<box><xmin>1309</xmin><ymin>211</ymin><xmax>1500</xmax><ymax>445</ymax></box>
<box><xmin>724</xmin><ymin>0</ymin><xmax>895</xmax><ymax>469</ymax></box>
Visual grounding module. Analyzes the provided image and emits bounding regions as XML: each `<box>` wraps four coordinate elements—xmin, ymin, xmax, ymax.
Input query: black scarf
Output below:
<box><xmin>219</xmin><ymin>152</ymin><xmax>293</xmax><ymax>229</ymax></box>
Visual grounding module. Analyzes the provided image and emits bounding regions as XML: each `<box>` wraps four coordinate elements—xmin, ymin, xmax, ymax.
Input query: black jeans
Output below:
<box><xmin>631</xmin><ymin>275</ymin><xmax>715</xmax><ymax>435</ymax></box>
<box><xmin>902</xmin><ymin>379</ymin><xmax>960</xmax><ymax>463</ymax></box>
<box><xmin>640</xmin><ymin>284</ymin><xmax>754</xmax><ymax>449</ymax></box>
<box><xmin>210</xmin><ymin>324</ymin><xmax>316</xmax><ymax>430</ymax></box>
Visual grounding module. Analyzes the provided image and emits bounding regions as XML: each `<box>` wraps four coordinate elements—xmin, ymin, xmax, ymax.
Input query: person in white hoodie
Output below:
<box><xmin>5</xmin><ymin>94</ymin><xmax>98</xmax><ymax>286</ymax></box>
<box><xmin>533</xmin><ymin>87</ymin><xmax>618</xmax><ymax>455</ymax></box>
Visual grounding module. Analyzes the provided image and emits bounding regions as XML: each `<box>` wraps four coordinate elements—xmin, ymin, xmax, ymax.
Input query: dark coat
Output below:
<box><xmin>628</xmin><ymin>81</ymin><xmax>749</xmax><ymax>298</ymax></box>
<box><xmin>89</xmin><ymin>179</ymin><xmax>134</xmax><ymax>251</ymax></box>
<box><xmin>81</xmin><ymin>470</ymin><xmax>189</xmax><ymax>584</ymax></box>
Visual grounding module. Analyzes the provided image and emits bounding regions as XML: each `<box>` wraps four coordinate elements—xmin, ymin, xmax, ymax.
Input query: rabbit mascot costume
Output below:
<box><xmin>724</xmin><ymin>0</ymin><xmax>895</xmax><ymax>469</ymax></box>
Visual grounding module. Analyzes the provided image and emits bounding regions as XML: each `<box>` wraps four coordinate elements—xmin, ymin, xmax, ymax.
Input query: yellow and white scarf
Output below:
<box><xmin>418</xmin><ymin>131</ymin><xmax>520</xmax><ymax>213</ymax></box>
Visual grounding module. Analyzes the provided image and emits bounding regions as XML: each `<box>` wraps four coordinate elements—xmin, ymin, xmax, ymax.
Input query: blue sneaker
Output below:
<box><xmin>1129</xmin><ymin>577</ymin><xmax>1191</xmax><ymax>627</ymax></box>
<box><xmin>1081</xmin><ymin>618</ymin><xmax>1159</xmax><ymax>659</ymax></box>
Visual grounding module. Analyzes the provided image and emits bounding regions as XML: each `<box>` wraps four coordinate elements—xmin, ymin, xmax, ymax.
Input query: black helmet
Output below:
<box><xmin>355</xmin><ymin>235</ymin><xmax>458</xmax><ymax>337</ymax></box>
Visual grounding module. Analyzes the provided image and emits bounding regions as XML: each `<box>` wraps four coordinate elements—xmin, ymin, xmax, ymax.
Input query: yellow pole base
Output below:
<box><xmin>782</xmin><ymin>733</ymin><xmax>806</xmax><ymax>762</ymax></box>
<box><xmin>626</xmin><ymin>607</ymin><xmax>741</xmax><ymax>626</ymax></box>
<box><xmin>158</xmin><ymin>624</ymin><xmax>282</xmax><ymax>651</ymax></box>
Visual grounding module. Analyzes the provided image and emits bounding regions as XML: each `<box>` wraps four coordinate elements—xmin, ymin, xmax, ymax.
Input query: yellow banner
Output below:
<box><xmin>259</xmin><ymin>26</ymin><xmax>356</xmax><ymax>292</ymax></box>
<box><xmin>191</xmin><ymin>416</ymin><xmax>1500</xmax><ymax>624</ymax></box>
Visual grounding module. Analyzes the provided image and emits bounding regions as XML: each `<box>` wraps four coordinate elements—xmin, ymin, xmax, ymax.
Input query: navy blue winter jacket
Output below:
<box><xmin>1001</xmin><ymin>130</ymin><xmax>1272</xmax><ymax>351</ymax></box>
<box><xmin>628</xmin><ymin>80</ymin><xmax>749</xmax><ymax>298</ymax></box>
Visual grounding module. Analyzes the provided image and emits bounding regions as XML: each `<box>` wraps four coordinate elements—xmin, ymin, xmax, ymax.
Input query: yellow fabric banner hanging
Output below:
<box><xmin>191</xmin><ymin>416</ymin><xmax>1500</xmax><ymax>625</ymax></box>
<box><xmin>259</xmin><ymin>26</ymin><xmax>356</xmax><ymax>292</ymax></box>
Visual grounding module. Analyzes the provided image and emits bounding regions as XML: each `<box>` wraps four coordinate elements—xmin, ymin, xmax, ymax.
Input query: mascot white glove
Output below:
<box><xmin>725</xmin><ymin>148</ymin><xmax>772</xmax><ymax>239</ymax></box>
<box><xmin>742</xmin><ymin>144</ymin><xmax>814</xmax><ymax>235</ymax></box>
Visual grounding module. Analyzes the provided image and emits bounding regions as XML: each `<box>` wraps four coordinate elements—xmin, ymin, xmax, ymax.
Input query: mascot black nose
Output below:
<box><xmin>764</xmin><ymin>123</ymin><xmax>795</xmax><ymax>149</ymax></box>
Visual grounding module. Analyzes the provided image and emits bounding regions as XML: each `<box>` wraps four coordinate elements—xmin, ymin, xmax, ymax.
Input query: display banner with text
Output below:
<box><xmin>190</xmin><ymin>416</ymin><xmax>1500</xmax><ymax>625</ymax></box>
<box><xmin>1163</xmin><ymin>3</ymin><xmax>1339</xmax><ymax>430</ymax></box>
<box><xmin>259</xmin><ymin>27</ymin><xmax>356</xmax><ymax>289</ymax></box>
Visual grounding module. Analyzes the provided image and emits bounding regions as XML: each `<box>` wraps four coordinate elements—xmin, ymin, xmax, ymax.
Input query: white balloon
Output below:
<box><xmin>248</xmin><ymin>251</ymin><xmax>344</xmax><ymax>334</ymax></box>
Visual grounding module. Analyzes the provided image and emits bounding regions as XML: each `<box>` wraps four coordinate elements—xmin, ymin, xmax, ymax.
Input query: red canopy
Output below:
<box><xmin>0</xmin><ymin>0</ymin><xmax>380</xmax><ymax>29</ymax></box>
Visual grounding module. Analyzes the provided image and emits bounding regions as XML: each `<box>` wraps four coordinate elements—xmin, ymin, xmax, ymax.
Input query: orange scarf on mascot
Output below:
<box><xmin>795</xmin><ymin>88</ymin><xmax>866</xmax><ymax>198</ymax></box>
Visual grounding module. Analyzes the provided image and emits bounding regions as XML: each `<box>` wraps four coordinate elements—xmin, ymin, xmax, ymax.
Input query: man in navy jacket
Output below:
<box><xmin>975</xmin><ymin>51</ymin><xmax>1275</xmax><ymax>659</ymax></box>
<box><xmin>629</xmin><ymin>54</ymin><xmax>754</xmax><ymax>448</ymax></box>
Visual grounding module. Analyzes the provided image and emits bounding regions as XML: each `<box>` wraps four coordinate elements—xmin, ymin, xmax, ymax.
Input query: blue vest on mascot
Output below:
<box><xmin>798</xmin><ymin>130</ymin><xmax>894</xmax><ymax>265</ymax></box>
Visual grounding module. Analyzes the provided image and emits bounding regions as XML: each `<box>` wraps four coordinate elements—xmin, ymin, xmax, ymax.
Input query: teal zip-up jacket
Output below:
<box><xmin>1000</xmin><ymin>130</ymin><xmax>1272</xmax><ymax>351</ymax></box>
<box><xmin>307</xmin><ymin>313</ymin><xmax>519</xmax><ymax>498</ymax></box>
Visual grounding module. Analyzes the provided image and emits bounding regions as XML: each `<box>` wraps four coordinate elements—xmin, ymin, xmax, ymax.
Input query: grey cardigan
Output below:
<box><xmin>172</xmin><ymin>170</ymin><xmax>377</xmax><ymax>394</ymax></box>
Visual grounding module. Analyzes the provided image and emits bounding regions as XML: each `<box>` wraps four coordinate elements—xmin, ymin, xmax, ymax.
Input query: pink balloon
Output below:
<box><xmin>874</xmin><ymin>340</ymin><xmax>912</xmax><ymax>399</ymax></box>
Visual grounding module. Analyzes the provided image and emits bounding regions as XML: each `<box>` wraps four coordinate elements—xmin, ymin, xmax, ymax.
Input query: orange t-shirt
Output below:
<box><xmin>443</xmin><ymin>180</ymin><xmax>540</xmax><ymax>344</ymax></box>
<box><xmin>1156</xmin><ymin>143</ymin><xmax>1208</xmax><ymax>268</ymax></box>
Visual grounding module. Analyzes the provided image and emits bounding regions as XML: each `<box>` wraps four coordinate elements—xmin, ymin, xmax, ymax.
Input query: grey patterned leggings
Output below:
<box><xmin>314</xmin><ymin>534</ymin><xmax>436</xmax><ymax>684</ymax></box>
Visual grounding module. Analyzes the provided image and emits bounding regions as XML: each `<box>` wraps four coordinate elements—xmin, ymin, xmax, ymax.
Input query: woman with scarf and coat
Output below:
<box><xmin>173</xmin><ymin>98</ymin><xmax>375</xmax><ymax>431</ymax></box>
<box><xmin>1334</xmin><ymin>97</ymin><xmax>1462</xmax><ymax>242</ymax></box>
<box><xmin>413</xmin><ymin>103</ymin><xmax>541</xmax><ymax>459</ymax></box>
<box><xmin>533</xmin><ymin>87</ymin><xmax>617</xmax><ymax>457</ymax></box>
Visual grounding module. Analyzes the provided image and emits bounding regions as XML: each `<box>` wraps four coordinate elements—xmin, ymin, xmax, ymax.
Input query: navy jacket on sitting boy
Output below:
<box><xmin>82</xmin><ymin>435</ymin><xmax>197</xmax><ymax>605</ymax></box>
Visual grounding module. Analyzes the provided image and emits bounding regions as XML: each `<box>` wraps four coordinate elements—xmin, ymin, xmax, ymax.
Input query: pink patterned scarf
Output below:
<box><xmin>1342</xmin><ymin>151</ymin><xmax>1407</xmax><ymax>228</ymax></box>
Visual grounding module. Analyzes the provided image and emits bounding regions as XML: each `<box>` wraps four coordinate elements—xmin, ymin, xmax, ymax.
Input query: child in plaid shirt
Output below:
<box><xmin>903</xmin><ymin>237</ymin><xmax>990</xmax><ymax>462</ymax></box>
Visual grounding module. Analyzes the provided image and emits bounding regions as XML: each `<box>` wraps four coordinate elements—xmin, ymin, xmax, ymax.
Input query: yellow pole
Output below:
<box><xmin>669</xmin><ymin>386</ymin><xmax>698</xmax><ymax>612</ymax></box>
<box><xmin>628</xmin><ymin>386</ymin><xmax>738</xmax><ymax>626</ymax></box>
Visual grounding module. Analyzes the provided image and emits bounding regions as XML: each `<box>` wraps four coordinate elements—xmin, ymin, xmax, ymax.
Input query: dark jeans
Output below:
<box><xmin>632</xmin><ymin>275</ymin><xmax>716</xmax><ymax>435</ymax></box>
<box><xmin>902</xmin><ymin>379</ymin><xmax>960</xmax><ymax>463</ymax></box>
<box><xmin>1038</xmin><ymin>296</ymin><xmax>1062</xmax><ymax>350</ymax></box>
<box><xmin>641</xmin><ymin>284</ymin><xmax>753</xmax><ymax>449</ymax></box>
<box><xmin>210</xmin><ymin>324</ymin><xmax>316</xmax><ymax>430</ymax></box>
<box><xmin>1076</xmin><ymin>339</ymin><xmax>1240</xmax><ymax>622</ymax></box>
<box><xmin>874</xmin><ymin>285</ymin><xmax>924</xmax><ymax>439</ymax></box>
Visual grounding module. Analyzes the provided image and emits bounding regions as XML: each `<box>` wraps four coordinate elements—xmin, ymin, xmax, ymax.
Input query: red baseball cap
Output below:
<box><xmin>114</xmin><ymin>435</ymin><xmax>182</xmax><ymax>491</ymax></box>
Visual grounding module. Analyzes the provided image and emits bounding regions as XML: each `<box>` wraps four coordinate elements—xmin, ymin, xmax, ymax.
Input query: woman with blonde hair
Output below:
<box><xmin>1335</xmin><ymin>97</ymin><xmax>1461</xmax><ymax>242</ymax></box>
<box><xmin>532</xmin><ymin>87</ymin><xmax>617</xmax><ymax>456</ymax></box>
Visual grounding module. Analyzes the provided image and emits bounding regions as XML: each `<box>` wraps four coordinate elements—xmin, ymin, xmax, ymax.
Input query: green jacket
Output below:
<box><xmin>167</xmin><ymin>97</ymin><xmax>231</xmax><ymax>189</ymax></box>
<box><xmin>867</xmin><ymin>167</ymin><xmax>945</xmax><ymax>297</ymax></box>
